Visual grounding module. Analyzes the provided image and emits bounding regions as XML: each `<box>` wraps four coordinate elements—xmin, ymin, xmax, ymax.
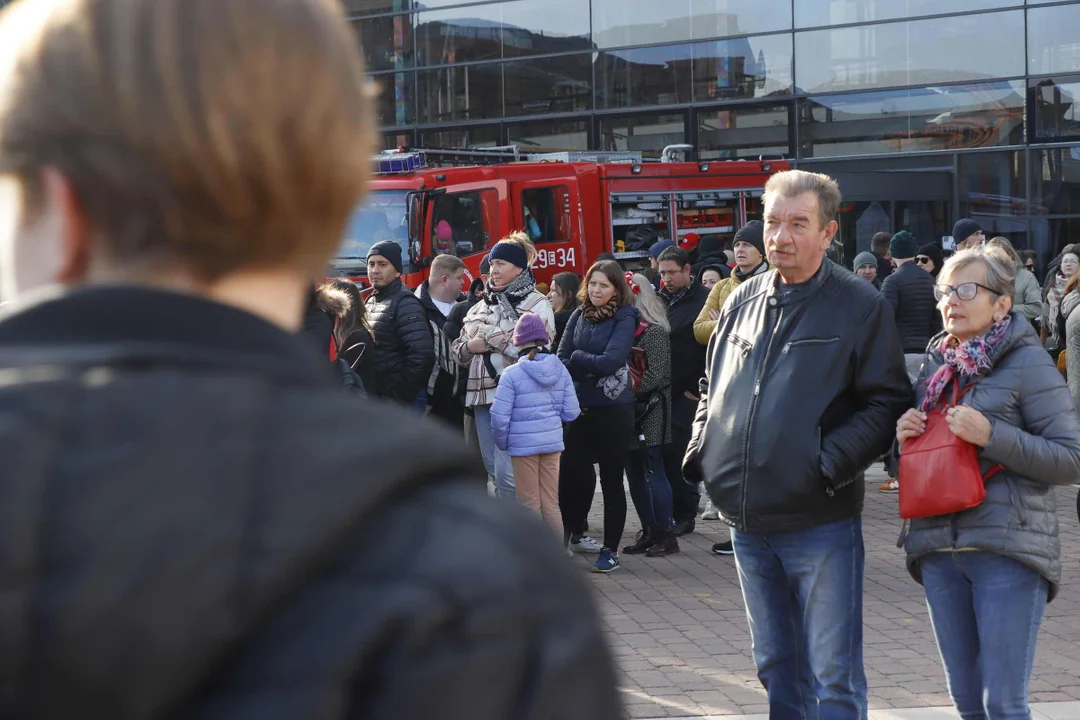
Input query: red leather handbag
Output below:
<box><xmin>898</xmin><ymin>382</ymin><xmax>1002</xmax><ymax>520</ymax></box>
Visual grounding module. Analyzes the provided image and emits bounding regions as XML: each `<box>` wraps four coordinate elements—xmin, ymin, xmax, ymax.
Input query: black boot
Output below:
<box><xmin>673</xmin><ymin>517</ymin><xmax>696</xmax><ymax>537</ymax></box>
<box><xmin>622</xmin><ymin>528</ymin><xmax>656</xmax><ymax>555</ymax></box>
<box><xmin>645</xmin><ymin>531</ymin><xmax>681</xmax><ymax>557</ymax></box>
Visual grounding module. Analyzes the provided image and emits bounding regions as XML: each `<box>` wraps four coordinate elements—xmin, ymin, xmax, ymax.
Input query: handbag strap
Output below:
<box><xmin>943</xmin><ymin>379</ymin><xmax>1006</xmax><ymax>482</ymax></box>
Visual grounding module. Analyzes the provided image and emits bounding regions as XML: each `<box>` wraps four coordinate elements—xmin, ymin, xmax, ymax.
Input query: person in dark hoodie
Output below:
<box><xmin>0</xmin><ymin>1</ymin><xmax>623</xmax><ymax>717</ymax></box>
<box><xmin>691</xmin><ymin>234</ymin><xmax>732</xmax><ymax>281</ymax></box>
<box><xmin>415</xmin><ymin>253</ymin><xmax>467</xmax><ymax>426</ymax></box>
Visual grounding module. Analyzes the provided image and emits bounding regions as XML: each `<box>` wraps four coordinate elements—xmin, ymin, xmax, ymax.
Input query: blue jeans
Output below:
<box><xmin>472</xmin><ymin>404</ymin><xmax>515</xmax><ymax>500</ymax></box>
<box><xmin>626</xmin><ymin>446</ymin><xmax>675</xmax><ymax>533</ymax></box>
<box><xmin>920</xmin><ymin>551</ymin><xmax>1049</xmax><ymax>720</ymax></box>
<box><xmin>732</xmin><ymin>517</ymin><xmax>867</xmax><ymax>720</ymax></box>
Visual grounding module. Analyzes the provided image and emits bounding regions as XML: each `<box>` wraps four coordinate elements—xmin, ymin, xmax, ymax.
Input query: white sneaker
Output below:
<box><xmin>570</xmin><ymin>535</ymin><xmax>603</xmax><ymax>554</ymax></box>
<box><xmin>700</xmin><ymin>500</ymin><xmax>720</xmax><ymax>521</ymax></box>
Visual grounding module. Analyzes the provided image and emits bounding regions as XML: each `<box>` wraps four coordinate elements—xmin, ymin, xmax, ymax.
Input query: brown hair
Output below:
<box><xmin>0</xmin><ymin>0</ymin><xmax>374</xmax><ymax>282</ymax></box>
<box><xmin>430</xmin><ymin>253</ymin><xmax>466</xmax><ymax>278</ymax></box>
<box><xmin>986</xmin><ymin>236</ymin><xmax>1021</xmax><ymax>268</ymax></box>
<box><xmin>577</xmin><ymin>260</ymin><xmax>632</xmax><ymax>308</ymax></box>
<box><xmin>550</xmin><ymin>271</ymin><xmax>580</xmax><ymax>312</ymax></box>
<box><xmin>871</xmin><ymin>232</ymin><xmax>892</xmax><ymax>255</ymax></box>
<box><xmin>764</xmin><ymin>170</ymin><xmax>842</xmax><ymax>229</ymax></box>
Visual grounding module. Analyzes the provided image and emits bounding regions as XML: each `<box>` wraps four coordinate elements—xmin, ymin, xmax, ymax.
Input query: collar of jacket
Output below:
<box><xmin>767</xmin><ymin>258</ymin><xmax>831</xmax><ymax>306</ymax></box>
<box><xmin>0</xmin><ymin>285</ymin><xmax>327</xmax><ymax>384</ymax></box>
<box><xmin>734</xmin><ymin>261</ymin><xmax>768</xmax><ymax>283</ymax></box>
<box><xmin>373</xmin><ymin>277</ymin><xmax>404</xmax><ymax>300</ymax></box>
<box><xmin>661</xmin><ymin>277</ymin><xmax>700</xmax><ymax>306</ymax></box>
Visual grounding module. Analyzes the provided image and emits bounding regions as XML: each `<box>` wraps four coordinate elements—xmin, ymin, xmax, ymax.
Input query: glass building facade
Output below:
<box><xmin>353</xmin><ymin>0</ymin><xmax>1080</xmax><ymax>263</ymax></box>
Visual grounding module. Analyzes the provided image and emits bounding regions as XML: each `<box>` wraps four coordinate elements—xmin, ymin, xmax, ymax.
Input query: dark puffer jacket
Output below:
<box><xmin>881</xmin><ymin>261</ymin><xmax>941</xmax><ymax>354</ymax></box>
<box><xmin>365</xmin><ymin>278</ymin><xmax>434</xmax><ymax>403</ymax></box>
<box><xmin>661</xmin><ymin>281</ymin><xmax>710</xmax><ymax>398</ymax></box>
<box><xmin>0</xmin><ymin>286</ymin><xmax>623</xmax><ymax>720</ymax></box>
<box><xmin>558</xmin><ymin>304</ymin><xmax>639</xmax><ymax>408</ymax></box>
<box><xmin>904</xmin><ymin>313</ymin><xmax>1080</xmax><ymax>601</ymax></box>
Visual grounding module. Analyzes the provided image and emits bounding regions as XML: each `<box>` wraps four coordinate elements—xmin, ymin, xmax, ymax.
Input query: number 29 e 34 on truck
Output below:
<box><xmin>330</xmin><ymin>147</ymin><xmax>789</xmax><ymax>289</ymax></box>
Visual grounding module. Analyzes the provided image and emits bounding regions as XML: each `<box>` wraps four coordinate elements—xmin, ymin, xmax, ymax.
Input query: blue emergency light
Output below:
<box><xmin>374</xmin><ymin>151</ymin><xmax>426</xmax><ymax>174</ymax></box>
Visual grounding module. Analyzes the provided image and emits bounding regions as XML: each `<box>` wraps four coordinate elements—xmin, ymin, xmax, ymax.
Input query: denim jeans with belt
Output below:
<box><xmin>732</xmin><ymin>516</ymin><xmax>867</xmax><ymax>720</ymax></box>
<box><xmin>920</xmin><ymin>550</ymin><xmax>1049</xmax><ymax>720</ymax></box>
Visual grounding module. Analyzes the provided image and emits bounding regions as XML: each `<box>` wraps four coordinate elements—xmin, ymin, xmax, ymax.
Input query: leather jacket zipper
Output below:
<box><xmin>781</xmin><ymin>336</ymin><xmax>840</xmax><ymax>354</ymax></box>
<box><xmin>741</xmin><ymin>301</ymin><xmax>783</xmax><ymax>525</ymax></box>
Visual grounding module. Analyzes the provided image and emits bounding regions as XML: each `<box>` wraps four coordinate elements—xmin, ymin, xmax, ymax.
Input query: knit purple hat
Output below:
<box><xmin>512</xmin><ymin>312</ymin><xmax>549</xmax><ymax>348</ymax></box>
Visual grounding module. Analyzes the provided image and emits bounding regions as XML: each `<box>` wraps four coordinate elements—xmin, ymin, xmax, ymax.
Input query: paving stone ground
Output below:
<box><xmin>576</xmin><ymin>465</ymin><xmax>1080</xmax><ymax>718</ymax></box>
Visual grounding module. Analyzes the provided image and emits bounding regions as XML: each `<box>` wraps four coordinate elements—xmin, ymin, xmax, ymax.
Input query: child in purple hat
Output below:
<box><xmin>490</xmin><ymin>312</ymin><xmax>580</xmax><ymax>547</ymax></box>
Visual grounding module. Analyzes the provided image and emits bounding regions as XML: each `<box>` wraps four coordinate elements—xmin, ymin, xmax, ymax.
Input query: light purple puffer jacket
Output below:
<box><xmin>491</xmin><ymin>352</ymin><xmax>580</xmax><ymax>456</ymax></box>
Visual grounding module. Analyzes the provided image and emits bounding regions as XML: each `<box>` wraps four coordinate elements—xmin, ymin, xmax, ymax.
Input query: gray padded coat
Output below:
<box><xmin>904</xmin><ymin>312</ymin><xmax>1080</xmax><ymax>600</ymax></box>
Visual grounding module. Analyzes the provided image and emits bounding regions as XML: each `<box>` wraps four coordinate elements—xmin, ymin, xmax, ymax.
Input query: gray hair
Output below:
<box><xmin>630</xmin><ymin>273</ymin><xmax>671</xmax><ymax>332</ymax></box>
<box><xmin>941</xmin><ymin>246</ymin><xmax>1016</xmax><ymax>300</ymax></box>
<box><xmin>763</xmin><ymin>169</ymin><xmax>842</xmax><ymax>229</ymax></box>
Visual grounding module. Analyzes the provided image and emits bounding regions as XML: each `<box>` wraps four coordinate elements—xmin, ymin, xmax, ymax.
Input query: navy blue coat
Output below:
<box><xmin>558</xmin><ymin>304</ymin><xmax>639</xmax><ymax>408</ymax></box>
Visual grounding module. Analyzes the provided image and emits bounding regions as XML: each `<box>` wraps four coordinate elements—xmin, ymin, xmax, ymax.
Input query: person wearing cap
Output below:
<box><xmin>693</xmin><ymin>221</ymin><xmax>769</xmax><ymax>346</ymax></box>
<box><xmin>453</xmin><ymin>232</ymin><xmax>555</xmax><ymax>501</ymax></box>
<box><xmin>953</xmin><ymin>218</ymin><xmax>984</xmax><ymax>251</ymax></box>
<box><xmin>914</xmin><ymin>243</ymin><xmax>945</xmax><ymax>279</ymax></box>
<box><xmin>853</xmin><ymin>251</ymin><xmax>881</xmax><ymax>288</ymax></box>
<box><xmin>649</xmin><ymin>238</ymin><xmax>675</xmax><ymax>271</ymax></box>
<box><xmin>878</xmin><ymin>231</ymin><xmax>937</xmax><ymax>493</ymax></box>
<box><xmin>434</xmin><ymin>219</ymin><xmax>455</xmax><ymax>255</ymax></box>
<box><xmin>490</xmin><ymin>312</ymin><xmax>580</xmax><ymax>543</ymax></box>
<box><xmin>365</xmin><ymin>239</ymin><xmax>435</xmax><ymax>404</ymax></box>
<box><xmin>691</xmin><ymin>234</ymin><xmax>732</xmax><ymax>281</ymax></box>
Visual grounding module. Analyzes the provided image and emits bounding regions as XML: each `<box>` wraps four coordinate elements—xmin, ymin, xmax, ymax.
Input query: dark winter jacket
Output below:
<box><xmin>416</xmin><ymin>281</ymin><xmax>466</xmax><ymax>425</ymax></box>
<box><xmin>661</xmin><ymin>280</ymin><xmax>710</xmax><ymax>398</ymax></box>
<box><xmin>558</xmin><ymin>304</ymin><xmax>639</xmax><ymax>408</ymax></box>
<box><xmin>301</xmin><ymin>307</ymin><xmax>334</xmax><ymax>360</ymax></box>
<box><xmin>553</xmin><ymin>307</ymin><xmax>576</xmax><ymax>351</ymax></box>
<box><xmin>686</xmin><ymin>260</ymin><xmax>912</xmax><ymax>533</ymax></box>
<box><xmin>904</xmin><ymin>313</ymin><xmax>1080</xmax><ymax>601</ymax></box>
<box><xmin>634</xmin><ymin>322</ymin><xmax>672</xmax><ymax>448</ymax></box>
<box><xmin>365</xmin><ymin>277</ymin><xmax>434</xmax><ymax>403</ymax></box>
<box><xmin>444</xmin><ymin>286</ymin><xmax>482</xmax><ymax>407</ymax></box>
<box><xmin>881</xmin><ymin>261</ymin><xmax>941</xmax><ymax>354</ymax></box>
<box><xmin>874</xmin><ymin>252</ymin><xmax>894</xmax><ymax>282</ymax></box>
<box><xmin>692</xmin><ymin>253</ymin><xmax>732</xmax><ymax>280</ymax></box>
<box><xmin>0</xmin><ymin>286</ymin><xmax>623</xmax><ymax>720</ymax></box>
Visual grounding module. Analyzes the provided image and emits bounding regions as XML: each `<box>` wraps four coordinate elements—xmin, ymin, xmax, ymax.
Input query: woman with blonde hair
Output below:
<box><xmin>622</xmin><ymin>273</ymin><xmax>679</xmax><ymax>558</ymax></box>
<box><xmin>453</xmin><ymin>231</ymin><xmax>554</xmax><ymax>500</ymax></box>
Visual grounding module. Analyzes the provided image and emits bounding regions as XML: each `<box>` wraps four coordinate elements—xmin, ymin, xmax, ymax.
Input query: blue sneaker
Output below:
<box><xmin>591</xmin><ymin>548</ymin><xmax>620</xmax><ymax>574</ymax></box>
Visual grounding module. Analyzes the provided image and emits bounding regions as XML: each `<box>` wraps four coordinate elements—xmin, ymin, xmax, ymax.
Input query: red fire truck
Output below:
<box><xmin>331</xmin><ymin>146</ymin><xmax>790</xmax><ymax>288</ymax></box>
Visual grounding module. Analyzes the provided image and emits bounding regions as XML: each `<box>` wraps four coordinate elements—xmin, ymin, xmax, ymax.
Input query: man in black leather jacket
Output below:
<box><xmin>0</xmin><ymin>1</ymin><xmax>622</xmax><ymax>717</ymax></box>
<box><xmin>685</xmin><ymin>170</ymin><xmax>911</xmax><ymax>720</ymax></box>
<box><xmin>365</xmin><ymin>240</ymin><xmax>435</xmax><ymax>404</ymax></box>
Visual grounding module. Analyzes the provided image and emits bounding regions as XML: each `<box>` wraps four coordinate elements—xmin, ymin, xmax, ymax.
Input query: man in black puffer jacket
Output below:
<box><xmin>365</xmin><ymin>240</ymin><xmax>435</xmax><ymax>404</ymax></box>
<box><xmin>880</xmin><ymin>230</ymin><xmax>941</xmax><ymax>382</ymax></box>
<box><xmin>0</xmin><ymin>2</ymin><xmax>622</xmax><ymax>717</ymax></box>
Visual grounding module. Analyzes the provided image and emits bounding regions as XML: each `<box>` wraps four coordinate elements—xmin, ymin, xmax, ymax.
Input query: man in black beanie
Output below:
<box><xmin>952</xmin><ymin>218</ymin><xmax>984</xmax><ymax>251</ymax></box>
<box><xmin>365</xmin><ymin>239</ymin><xmax>435</xmax><ymax>404</ymax></box>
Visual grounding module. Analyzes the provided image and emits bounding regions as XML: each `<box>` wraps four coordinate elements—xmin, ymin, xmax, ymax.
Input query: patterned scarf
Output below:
<box><xmin>921</xmin><ymin>315</ymin><xmax>1011</xmax><ymax>412</ymax></box>
<box><xmin>582</xmin><ymin>299</ymin><xmax>618</xmax><ymax>323</ymax></box>
<box><xmin>483</xmin><ymin>268</ymin><xmax>537</xmax><ymax>320</ymax></box>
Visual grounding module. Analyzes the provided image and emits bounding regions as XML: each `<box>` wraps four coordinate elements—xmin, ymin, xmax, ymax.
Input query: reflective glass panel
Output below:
<box><xmin>416</xmin><ymin>5</ymin><xmax>503</xmax><ymax>67</ymax></box>
<box><xmin>596</xmin><ymin>45</ymin><xmax>693</xmax><ymax>109</ymax></box>
<box><xmin>1031</xmin><ymin>76</ymin><xmax>1080</xmax><ymax>142</ymax></box>
<box><xmin>1029</xmin><ymin>5</ymin><xmax>1080</xmax><ymax>76</ymax></box>
<box><xmin>692</xmin><ymin>34</ymin><xmax>793</xmax><ymax>101</ymax></box>
<box><xmin>957</xmin><ymin>150</ymin><xmax>1027</xmax><ymax>221</ymax></box>
<box><xmin>506</xmin><ymin>118</ymin><xmax>590</xmax><ymax>151</ymax></box>
<box><xmin>794</xmin><ymin>11</ymin><xmax>1025</xmax><ymax>93</ymax></box>
<box><xmin>799</xmin><ymin>82</ymin><xmax>1025</xmax><ymax>158</ymax></box>
<box><xmin>503</xmin><ymin>54</ymin><xmax>592</xmax><ymax>117</ymax></box>
<box><xmin>689</xmin><ymin>0</ymin><xmax>791</xmax><ymax>38</ymax></box>
<box><xmin>599</xmin><ymin>114</ymin><xmax>688</xmax><ymax>158</ymax></box>
<box><xmin>796</xmin><ymin>0</ymin><xmax>1018</xmax><ymax>28</ymax></box>
<box><xmin>373</xmin><ymin>72</ymin><xmax>415</xmax><ymax>127</ymax></box>
<box><xmin>500</xmin><ymin>0</ymin><xmax>592</xmax><ymax>59</ymax></box>
<box><xmin>697</xmin><ymin>103</ymin><xmax>791</xmax><ymax>159</ymax></box>
<box><xmin>591</xmin><ymin>0</ymin><xmax>790</xmax><ymax>49</ymax></box>
<box><xmin>344</xmin><ymin>0</ymin><xmax>414</xmax><ymax>17</ymax></box>
<box><xmin>1031</xmin><ymin>147</ymin><xmax>1080</xmax><ymax>216</ymax></box>
<box><xmin>417</xmin><ymin>125</ymin><xmax>502</xmax><ymax>148</ymax></box>
<box><xmin>356</xmin><ymin>13</ymin><xmax>414</xmax><ymax>71</ymax></box>
<box><xmin>417</xmin><ymin>63</ymin><xmax>502</xmax><ymax>123</ymax></box>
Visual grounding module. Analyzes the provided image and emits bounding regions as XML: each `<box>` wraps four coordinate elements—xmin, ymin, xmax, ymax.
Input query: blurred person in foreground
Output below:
<box><xmin>0</xmin><ymin>1</ymin><xmax>621</xmax><ymax>718</ymax></box>
<box><xmin>685</xmin><ymin>170</ymin><xmax>911</xmax><ymax>719</ymax></box>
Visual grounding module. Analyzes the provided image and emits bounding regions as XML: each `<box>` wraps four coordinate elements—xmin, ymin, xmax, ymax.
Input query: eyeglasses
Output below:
<box><xmin>1024</xmin><ymin>263</ymin><xmax>1036</xmax><ymax>271</ymax></box>
<box><xmin>933</xmin><ymin>282</ymin><xmax>1000</xmax><ymax>302</ymax></box>
<box><xmin>915</xmin><ymin>256</ymin><xmax>931</xmax><ymax>265</ymax></box>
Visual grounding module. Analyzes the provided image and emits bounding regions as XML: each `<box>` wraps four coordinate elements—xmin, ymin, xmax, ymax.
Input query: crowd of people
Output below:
<box><xmin>3</xmin><ymin>1</ymin><xmax>1080</xmax><ymax>718</ymax></box>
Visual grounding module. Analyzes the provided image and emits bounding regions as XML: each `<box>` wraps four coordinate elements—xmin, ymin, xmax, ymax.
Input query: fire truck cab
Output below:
<box><xmin>331</xmin><ymin>147</ymin><xmax>790</xmax><ymax>289</ymax></box>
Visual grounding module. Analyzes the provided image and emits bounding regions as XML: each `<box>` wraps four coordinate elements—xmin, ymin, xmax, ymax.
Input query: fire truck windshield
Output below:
<box><xmin>332</xmin><ymin>191</ymin><xmax>409</xmax><ymax>271</ymax></box>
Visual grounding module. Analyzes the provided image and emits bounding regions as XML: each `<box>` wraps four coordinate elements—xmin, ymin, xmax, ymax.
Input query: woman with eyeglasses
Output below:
<box><xmin>1041</xmin><ymin>248</ymin><xmax>1080</xmax><ymax>358</ymax></box>
<box><xmin>895</xmin><ymin>245</ymin><xmax>1080</xmax><ymax>720</ymax></box>
<box><xmin>914</xmin><ymin>243</ymin><xmax>944</xmax><ymax>278</ymax></box>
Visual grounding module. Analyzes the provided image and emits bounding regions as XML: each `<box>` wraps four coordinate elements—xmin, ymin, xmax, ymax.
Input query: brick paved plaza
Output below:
<box><xmin>579</xmin><ymin>466</ymin><xmax>1080</xmax><ymax>719</ymax></box>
